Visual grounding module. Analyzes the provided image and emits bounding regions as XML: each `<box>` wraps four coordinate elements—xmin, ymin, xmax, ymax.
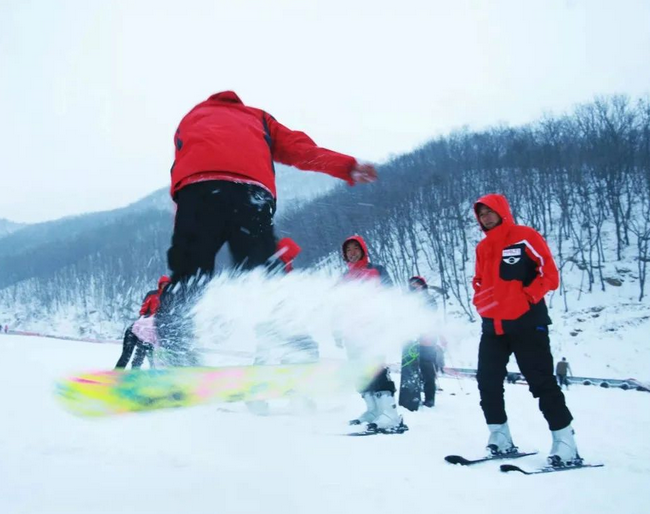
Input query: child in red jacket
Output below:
<box><xmin>342</xmin><ymin>236</ymin><xmax>407</xmax><ymax>434</ymax></box>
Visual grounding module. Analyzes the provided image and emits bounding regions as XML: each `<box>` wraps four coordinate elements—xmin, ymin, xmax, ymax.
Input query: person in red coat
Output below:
<box><xmin>472</xmin><ymin>193</ymin><xmax>580</xmax><ymax>467</ymax></box>
<box><xmin>157</xmin><ymin>91</ymin><xmax>376</xmax><ymax>366</ymax></box>
<box><xmin>116</xmin><ymin>276</ymin><xmax>170</xmax><ymax>369</ymax></box>
<box><xmin>342</xmin><ymin>235</ymin><xmax>407</xmax><ymax>434</ymax></box>
<box><xmin>139</xmin><ymin>275</ymin><xmax>171</xmax><ymax>317</ymax></box>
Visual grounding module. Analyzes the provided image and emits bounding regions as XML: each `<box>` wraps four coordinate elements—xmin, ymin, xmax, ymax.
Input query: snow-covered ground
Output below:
<box><xmin>2</xmin><ymin>333</ymin><xmax>649</xmax><ymax>514</ymax></box>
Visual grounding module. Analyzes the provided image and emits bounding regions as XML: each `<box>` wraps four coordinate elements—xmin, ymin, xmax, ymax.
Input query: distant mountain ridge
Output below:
<box><xmin>0</xmin><ymin>218</ymin><xmax>28</xmax><ymax>238</ymax></box>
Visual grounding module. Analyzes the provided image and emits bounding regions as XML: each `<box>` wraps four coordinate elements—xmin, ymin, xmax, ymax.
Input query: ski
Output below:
<box><xmin>500</xmin><ymin>462</ymin><xmax>604</xmax><ymax>475</ymax></box>
<box><xmin>347</xmin><ymin>425</ymin><xmax>409</xmax><ymax>437</ymax></box>
<box><xmin>444</xmin><ymin>451</ymin><xmax>537</xmax><ymax>466</ymax></box>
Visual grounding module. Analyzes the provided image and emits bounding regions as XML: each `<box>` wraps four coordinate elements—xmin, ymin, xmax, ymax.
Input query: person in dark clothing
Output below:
<box><xmin>556</xmin><ymin>357</ymin><xmax>572</xmax><ymax>390</ymax></box>
<box><xmin>114</xmin><ymin>325</ymin><xmax>154</xmax><ymax>369</ymax></box>
<box><xmin>342</xmin><ymin>236</ymin><xmax>407</xmax><ymax>434</ymax></box>
<box><xmin>156</xmin><ymin>91</ymin><xmax>377</xmax><ymax>366</ymax></box>
<box><xmin>404</xmin><ymin>276</ymin><xmax>439</xmax><ymax>409</ymax></box>
<box><xmin>472</xmin><ymin>194</ymin><xmax>580</xmax><ymax>467</ymax></box>
<box><xmin>115</xmin><ymin>276</ymin><xmax>170</xmax><ymax>369</ymax></box>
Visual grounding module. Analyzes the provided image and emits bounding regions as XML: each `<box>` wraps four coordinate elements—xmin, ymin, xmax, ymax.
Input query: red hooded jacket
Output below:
<box><xmin>472</xmin><ymin>194</ymin><xmax>559</xmax><ymax>335</ymax></box>
<box><xmin>342</xmin><ymin>235</ymin><xmax>392</xmax><ymax>285</ymax></box>
<box><xmin>170</xmin><ymin>91</ymin><xmax>357</xmax><ymax>199</ymax></box>
<box><xmin>139</xmin><ymin>276</ymin><xmax>171</xmax><ymax>317</ymax></box>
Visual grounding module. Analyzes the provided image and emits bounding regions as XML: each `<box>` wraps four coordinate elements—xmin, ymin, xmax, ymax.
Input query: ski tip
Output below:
<box><xmin>500</xmin><ymin>464</ymin><xmax>526</xmax><ymax>474</ymax></box>
<box><xmin>444</xmin><ymin>455</ymin><xmax>469</xmax><ymax>465</ymax></box>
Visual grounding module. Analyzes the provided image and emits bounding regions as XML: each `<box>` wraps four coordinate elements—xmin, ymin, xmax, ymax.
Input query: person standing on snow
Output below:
<box><xmin>342</xmin><ymin>235</ymin><xmax>407</xmax><ymax>434</ymax></box>
<box><xmin>156</xmin><ymin>91</ymin><xmax>377</xmax><ymax>366</ymax></box>
<box><xmin>472</xmin><ymin>194</ymin><xmax>581</xmax><ymax>467</ymax></box>
<box><xmin>556</xmin><ymin>357</ymin><xmax>572</xmax><ymax>390</ymax></box>
<box><xmin>399</xmin><ymin>276</ymin><xmax>440</xmax><ymax>409</ymax></box>
<box><xmin>116</xmin><ymin>276</ymin><xmax>170</xmax><ymax>369</ymax></box>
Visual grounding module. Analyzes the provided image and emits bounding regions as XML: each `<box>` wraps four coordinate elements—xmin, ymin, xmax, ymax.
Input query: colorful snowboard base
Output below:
<box><xmin>56</xmin><ymin>360</ymin><xmax>378</xmax><ymax>417</ymax></box>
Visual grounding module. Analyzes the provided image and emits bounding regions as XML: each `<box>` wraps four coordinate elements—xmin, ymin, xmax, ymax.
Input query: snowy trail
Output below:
<box><xmin>1</xmin><ymin>334</ymin><xmax>649</xmax><ymax>514</ymax></box>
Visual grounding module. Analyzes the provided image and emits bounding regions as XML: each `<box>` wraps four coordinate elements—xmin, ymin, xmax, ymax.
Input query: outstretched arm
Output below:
<box><xmin>266</xmin><ymin>115</ymin><xmax>376</xmax><ymax>185</ymax></box>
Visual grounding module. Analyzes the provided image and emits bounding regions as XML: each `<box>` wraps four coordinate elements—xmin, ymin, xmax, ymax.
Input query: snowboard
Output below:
<box><xmin>56</xmin><ymin>360</ymin><xmax>379</xmax><ymax>417</ymax></box>
<box><xmin>398</xmin><ymin>340</ymin><xmax>422</xmax><ymax>411</ymax></box>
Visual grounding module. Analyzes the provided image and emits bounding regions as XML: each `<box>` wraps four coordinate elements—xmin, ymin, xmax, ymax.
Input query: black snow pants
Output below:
<box><xmin>115</xmin><ymin>325</ymin><xmax>153</xmax><ymax>369</ymax></box>
<box><xmin>156</xmin><ymin>180</ymin><xmax>278</xmax><ymax>366</ymax></box>
<box><xmin>419</xmin><ymin>345</ymin><xmax>437</xmax><ymax>403</ymax></box>
<box><xmin>361</xmin><ymin>367</ymin><xmax>397</xmax><ymax>394</ymax></box>
<box><xmin>476</xmin><ymin>327</ymin><xmax>573</xmax><ymax>431</ymax></box>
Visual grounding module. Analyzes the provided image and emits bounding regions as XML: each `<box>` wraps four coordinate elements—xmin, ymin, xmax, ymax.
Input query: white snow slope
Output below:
<box><xmin>1</xmin><ymin>333</ymin><xmax>649</xmax><ymax>514</ymax></box>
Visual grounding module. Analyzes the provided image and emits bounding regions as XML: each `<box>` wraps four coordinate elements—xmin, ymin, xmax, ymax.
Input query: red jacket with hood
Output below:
<box><xmin>170</xmin><ymin>91</ymin><xmax>358</xmax><ymax>199</ymax></box>
<box><xmin>139</xmin><ymin>276</ymin><xmax>171</xmax><ymax>317</ymax></box>
<box><xmin>472</xmin><ymin>194</ymin><xmax>559</xmax><ymax>335</ymax></box>
<box><xmin>342</xmin><ymin>235</ymin><xmax>392</xmax><ymax>285</ymax></box>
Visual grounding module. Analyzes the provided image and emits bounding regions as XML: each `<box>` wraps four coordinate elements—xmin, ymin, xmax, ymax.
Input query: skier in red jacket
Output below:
<box><xmin>472</xmin><ymin>194</ymin><xmax>580</xmax><ymax>467</ymax></box>
<box><xmin>342</xmin><ymin>235</ymin><xmax>407</xmax><ymax>434</ymax></box>
<box><xmin>157</xmin><ymin>91</ymin><xmax>376</xmax><ymax>366</ymax></box>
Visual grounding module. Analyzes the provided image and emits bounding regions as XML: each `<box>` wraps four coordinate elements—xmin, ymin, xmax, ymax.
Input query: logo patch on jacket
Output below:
<box><xmin>502</xmin><ymin>248</ymin><xmax>521</xmax><ymax>265</ymax></box>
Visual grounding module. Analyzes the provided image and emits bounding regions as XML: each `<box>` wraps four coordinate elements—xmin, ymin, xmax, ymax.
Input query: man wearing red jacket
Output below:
<box><xmin>472</xmin><ymin>194</ymin><xmax>580</xmax><ymax>467</ymax></box>
<box><xmin>342</xmin><ymin>235</ymin><xmax>407</xmax><ymax>434</ymax></box>
<box><xmin>167</xmin><ymin>90</ymin><xmax>376</xmax><ymax>277</ymax></box>
<box><xmin>157</xmin><ymin>91</ymin><xmax>376</xmax><ymax>365</ymax></box>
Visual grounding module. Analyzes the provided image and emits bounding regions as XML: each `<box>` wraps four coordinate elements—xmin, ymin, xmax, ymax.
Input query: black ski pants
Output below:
<box><xmin>476</xmin><ymin>327</ymin><xmax>573</xmax><ymax>431</ymax></box>
<box><xmin>167</xmin><ymin>180</ymin><xmax>278</xmax><ymax>281</ymax></box>
<box><xmin>115</xmin><ymin>326</ymin><xmax>138</xmax><ymax>369</ymax></box>
<box><xmin>115</xmin><ymin>326</ymin><xmax>153</xmax><ymax>369</ymax></box>
<box><xmin>361</xmin><ymin>367</ymin><xmax>396</xmax><ymax>394</ymax></box>
<box><xmin>419</xmin><ymin>345</ymin><xmax>437</xmax><ymax>403</ymax></box>
<box><xmin>557</xmin><ymin>374</ymin><xmax>570</xmax><ymax>389</ymax></box>
<box><xmin>156</xmin><ymin>180</ymin><xmax>278</xmax><ymax>366</ymax></box>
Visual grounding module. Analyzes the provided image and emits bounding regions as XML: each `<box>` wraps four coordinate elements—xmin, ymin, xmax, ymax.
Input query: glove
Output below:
<box><xmin>350</xmin><ymin>162</ymin><xmax>377</xmax><ymax>184</ymax></box>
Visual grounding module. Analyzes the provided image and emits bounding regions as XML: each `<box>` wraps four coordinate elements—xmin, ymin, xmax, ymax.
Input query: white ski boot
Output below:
<box><xmin>486</xmin><ymin>422</ymin><xmax>518</xmax><ymax>455</ymax></box>
<box><xmin>349</xmin><ymin>392</ymin><xmax>378</xmax><ymax>425</ymax></box>
<box><xmin>548</xmin><ymin>425</ymin><xmax>582</xmax><ymax>467</ymax></box>
<box><xmin>366</xmin><ymin>391</ymin><xmax>408</xmax><ymax>434</ymax></box>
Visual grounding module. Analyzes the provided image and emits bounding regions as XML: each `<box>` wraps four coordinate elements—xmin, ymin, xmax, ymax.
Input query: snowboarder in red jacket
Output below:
<box><xmin>472</xmin><ymin>194</ymin><xmax>580</xmax><ymax>467</ymax></box>
<box><xmin>157</xmin><ymin>91</ymin><xmax>377</xmax><ymax>366</ymax></box>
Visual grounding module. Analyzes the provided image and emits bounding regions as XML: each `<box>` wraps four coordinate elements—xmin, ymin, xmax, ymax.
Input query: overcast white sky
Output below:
<box><xmin>1</xmin><ymin>0</ymin><xmax>649</xmax><ymax>223</ymax></box>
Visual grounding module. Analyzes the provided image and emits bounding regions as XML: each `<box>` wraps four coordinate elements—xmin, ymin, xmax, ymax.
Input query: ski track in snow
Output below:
<box><xmin>1</xmin><ymin>334</ymin><xmax>649</xmax><ymax>514</ymax></box>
